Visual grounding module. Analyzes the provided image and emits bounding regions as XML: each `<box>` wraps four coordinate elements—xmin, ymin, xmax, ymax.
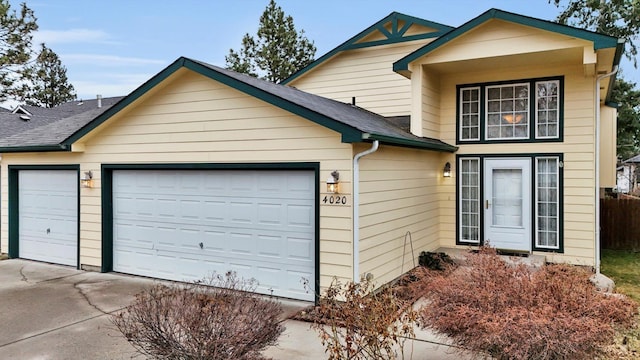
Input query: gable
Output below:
<box><xmin>84</xmin><ymin>70</ymin><xmax>349</xmax><ymax>155</ymax></box>
<box><xmin>282</xmin><ymin>12</ymin><xmax>453</xmax><ymax>85</ymax></box>
<box><xmin>393</xmin><ymin>8</ymin><xmax>621</xmax><ymax>76</ymax></box>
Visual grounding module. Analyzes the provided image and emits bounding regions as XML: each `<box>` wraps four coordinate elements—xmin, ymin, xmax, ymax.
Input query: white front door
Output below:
<box><xmin>484</xmin><ymin>158</ymin><xmax>531</xmax><ymax>252</ymax></box>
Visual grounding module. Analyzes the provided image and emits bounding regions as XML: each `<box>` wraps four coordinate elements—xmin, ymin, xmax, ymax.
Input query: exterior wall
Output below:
<box><xmin>420</xmin><ymin>20</ymin><xmax>592</xmax><ymax>65</ymax></box>
<box><xmin>600</xmin><ymin>106</ymin><xmax>617</xmax><ymax>188</ymax></box>
<box><xmin>0</xmin><ymin>69</ymin><xmax>356</xmax><ymax>291</ymax></box>
<box><xmin>436</xmin><ymin>63</ymin><xmax>598</xmax><ymax>266</ymax></box>
<box><xmin>288</xmin><ymin>39</ymin><xmax>434</xmax><ymax>117</ymax></box>
<box><xmin>357</xmin><ymin>144</ymin><xmax>444</xmax><ymax>285</ymax></box>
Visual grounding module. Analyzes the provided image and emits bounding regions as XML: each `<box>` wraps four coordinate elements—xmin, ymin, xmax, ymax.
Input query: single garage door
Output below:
<box><xmin>112</xmin><ymin>169</ymin><xmax>316</xmax><ymax>301</ymax></box>
<box><xmin>19</xmin><ymin>170</ymin><xmax>78</xmax><ymax>266</ymax></box>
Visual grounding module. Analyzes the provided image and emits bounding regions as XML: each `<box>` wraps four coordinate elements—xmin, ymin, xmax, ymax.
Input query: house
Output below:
<box><xmin>617</xmin><ymin>154</ymin><xmax>640</xmax><ymax>194</ymax></box>
<box><xmin>0</xmin><ymin>9</ymin><xmax>622</xmax><ymax>301</ymax></box>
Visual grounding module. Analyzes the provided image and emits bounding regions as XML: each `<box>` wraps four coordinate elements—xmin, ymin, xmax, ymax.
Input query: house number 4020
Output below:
<box><xmin>322</xmin><ymin>195</ymin><xmax>348</xmax><ymax>205</ymax></box>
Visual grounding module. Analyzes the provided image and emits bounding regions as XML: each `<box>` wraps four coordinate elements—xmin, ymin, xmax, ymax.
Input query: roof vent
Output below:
<box><xmin>19</xmin><ymin>114</ymin><xmax>30</xmax><ymax>121</ymax></box>
<box><xmin>97</xmin><ymin>94</ymin><xmax>102</xmax><ymax>108</ymax></box>
<box><xmin>77</xmin><ymin>99</ymin><xmax>83</xmax><ymax>106</ymax></box>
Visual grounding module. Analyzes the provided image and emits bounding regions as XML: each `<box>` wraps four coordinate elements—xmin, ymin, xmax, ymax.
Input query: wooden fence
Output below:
<box><xmin>600</xmin><ymin>197</ymin><xmax>640</xmax><ymax>250</ymax></box>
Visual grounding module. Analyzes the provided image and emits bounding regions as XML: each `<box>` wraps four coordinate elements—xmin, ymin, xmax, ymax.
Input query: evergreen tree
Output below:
<box><xmin>552</xmin><ymin>0</ymin><xmax>640</xmax><ymax>65</ymax></box>
<box><xmin>552</xmin><ymin>0</ymin><xmax>640</xmax><ymax>159</ymax></box>
<box><xmin>612</xmin><ymin>77</ymin><xmax>640</xmax><ymax>160</ymax></box>
<box><xmin>0</xmin><ymin>0</ymin><xmax>38</xmax><ymax>102</ymax></box>
<box><xmin>225</xmin><ymin>0</ymin><xmax>316</xmax><ymax>83</ymax></box>
<box><xmin>18</xmin><ymin>43</ymin><xmax>76</xmax><ymax>108</ymax></box>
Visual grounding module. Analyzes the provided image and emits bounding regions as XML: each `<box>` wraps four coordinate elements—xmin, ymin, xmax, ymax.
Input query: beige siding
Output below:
<box><xmin>288</xmin><ymin>40</ymin><xmax>434</xmax><ymax>117</ymax></box>
<box><xmin>0</xmin><ymin>69</ymin><xmax>356</xmax><ymax>290</ymax></box>
<box><xmin>436</xmin><ymin>63</ymin><xmax>597</xmax><ymax>266</ymax></box>
<box><xmin>600</xmin><ymin>106</ymin><xmax>617</xmax><ymax>189</ymax></box>
<box><xmin>357</xmin><ymin>145</ymin><xmax>444</xmax><ymax>285</ymax></box>
<box><xmin>418</xmin><ymin>20</ymin><xmax>592</xmax><ymax>65</ymax></box>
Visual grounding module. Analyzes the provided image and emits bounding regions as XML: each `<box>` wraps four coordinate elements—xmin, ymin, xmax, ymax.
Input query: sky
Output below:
<box><xmin>9</xmin><ymin>0</ymin><xmax>639</xmax><ymax>103</ymax></box>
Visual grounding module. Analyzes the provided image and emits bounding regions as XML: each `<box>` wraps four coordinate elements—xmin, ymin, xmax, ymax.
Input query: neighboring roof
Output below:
<box><xmin>0</xmin><ymin>97</ymin><xmax>124</xmax><ymax>151</ymax></box>
<box><xmin>47</xmin><ymin>57</ymin><xmax>454</xmax><ymax>154</ymax></box>
<box><xmin>623</xmin><ymin>154</ymin><xmax>640</xmax><ymax>164</ymax></box>
<box><xmin>393</xmin><ymin>8</ymin><xmax>624</xmax><ymax>75</ymax></box>
<box><xmin>281</xmin><ymin>12</ymin><xmax>453</xmax><ymax>85</ymax></box>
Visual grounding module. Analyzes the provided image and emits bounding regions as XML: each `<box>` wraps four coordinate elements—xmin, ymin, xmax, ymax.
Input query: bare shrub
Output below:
<box><xmin>311</xmin><ymin>277</ymin><xmax>417</xmax><ymax>360</ymax></box>
<box><xmin>112</xmin><ymin>271</ymin><xmax>284</xmax><ymax>360</ymax></box>
<box><xmin>419</xmin><ymin>247</ymin><xmax>638</xmax><ymax>360</ymax></box>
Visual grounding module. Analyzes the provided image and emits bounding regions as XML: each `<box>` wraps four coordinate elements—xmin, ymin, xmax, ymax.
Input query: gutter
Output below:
<box><xmin>595</xmin><ymin>65</ymin><xmax>618</xmax><ymax>275</ymax></box>
<box><xmin>353</xmin><ymin>140</ymin><xmax>379</xmax><ymax>282</ymax></box>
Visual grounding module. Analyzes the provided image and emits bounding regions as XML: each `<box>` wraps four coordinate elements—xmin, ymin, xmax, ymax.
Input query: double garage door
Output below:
<box><xmin>112</xmin><ymin>170</ymin><xmax>316</xmax><ymax>301</ymax></box>
<box><xmin>15</xmin><ymin>169</ymin><xmax>315</xmax><ymax>301</ymax></box>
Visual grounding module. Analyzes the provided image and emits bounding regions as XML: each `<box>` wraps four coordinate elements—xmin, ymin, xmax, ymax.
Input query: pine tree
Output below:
<box><xmin>0</xmin><ymin>0</ymin><xmax>38</xmax><ymax>102</ymax></box>
<box><xmin>19</xmin><ymin>43</ymin><xmax>76</xmax><ymax>108</ymax></box>
<box><xmin>552</xmin><ymin>0</ymin><xmax>639</xmax><ymax>65</ymax></box>
<box><xmin>225</xmin><ymin>0</ymin><xmax>316</xmax><ymax>83</ymax></box>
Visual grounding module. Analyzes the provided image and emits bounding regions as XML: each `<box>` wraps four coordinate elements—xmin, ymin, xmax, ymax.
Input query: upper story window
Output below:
<box><xmin>457</xmin><ymin>77</ymin><xmax>563</xmax><ymax>143</ymax></box>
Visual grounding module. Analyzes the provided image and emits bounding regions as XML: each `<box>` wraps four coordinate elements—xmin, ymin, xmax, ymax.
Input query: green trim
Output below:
<box><xmin>101</xmin><ymin>162</ymin><xmax>322</xmax><ymax>304</ymax></box>
<box><xmin>455</xmin><ymin>76</ymin><xmax>565</xmax><ymax>144</ymax></box>
<box><xmin>63</xmin><ymin>56</ymin><xmax>454</xmax><ymax>153</ymax></box>
<box><xmin>454</xmin><ymin>153</ymin><xmax>564</xmax><ymax>254</ymax></box>
<box><xmin>366</xmin><ymin>134</ymin><xmax>457</xmax><ymax>152</ymax></box>
<box><xmin>393</xmin><ymin>8</ymin><xmax>620</xmax><ymax>74</ymax></box>
<box><xmin>345</xmin><ymin>32</ymin><xmax>442</xmax><ymax>50</ymax></box>
<box><xmin>64</xmin><ymin>57</ymin><xmax>366</xmax><ymax>147</ymax></box>
<box><xmin>8</xmin><ymin>165</ymin><xmax>81</xmax><ymax>269</ymax></box>
<box><xmin>0</xmin><ymin>145</ymin><xmax>70</xmax><ymax>153</ymax></box>
<box><xmin>64</xmin><ymin>59</ymin><xmax>184</xmax><ymax>144</ymax></box>
<box><xmin>282</xmin><ymin>12</ymin><xmax>453</xmax><ymax>85</ymax></box>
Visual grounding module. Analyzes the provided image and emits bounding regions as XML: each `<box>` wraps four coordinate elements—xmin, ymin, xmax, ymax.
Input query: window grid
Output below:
<box><xmin>459</xmin><ymin>158</ymin><xmax>480</xmax><ymax>243</ymax></box>
<box><xmin>536</xmin><ymin>80</ymin><xmax>560</xmax><ymax>139</ymax></box>
<box><xmin>485</xmin><ymin>83</ymin><xmax>529</xmax><ymax>140</ymax></box>
<box><xmin>460</xmin><ymin>87</ymin><xmax>480</xmax><ymax>141</ymax></box>
<box><xmin>535</xmin><ymin>157</ymin><xmax>559</xmax><ymax>249</ymax></box>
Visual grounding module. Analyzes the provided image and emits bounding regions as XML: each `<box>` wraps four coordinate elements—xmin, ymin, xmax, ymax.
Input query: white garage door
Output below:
<box><xmin>19</xmin><ymin>170</ymin><xmax>78</xmax><ymax>266</ymax></box>
<box><xmin>112</xmin><ymin>170</ymin><xmax>316</xmax><ymax>301</ymax></box>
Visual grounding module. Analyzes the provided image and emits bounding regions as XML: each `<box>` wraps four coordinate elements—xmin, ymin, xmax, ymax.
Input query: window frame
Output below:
<box><xmin>456</xmin><ymin>76</ymin><xmax>564</xmax><ymax>144</ymax></box>
<box><xmin>455</xmin><ymin>153</ymin><xmax>564</xmax><ymax>253</ymax></box>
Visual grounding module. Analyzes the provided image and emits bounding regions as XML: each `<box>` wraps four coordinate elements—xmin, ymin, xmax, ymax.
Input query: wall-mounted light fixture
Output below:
<box><xmin>327</xmin><ymin>170</ymin><xmax>340</xmax><ymax>193</ymax></box>
<box><xmin>80</xmin><ymin>170</ymin><xmax>93</xmax><ymax>188</ymax></box>
<box><xmin>443</xmin><ymin>162</ymin><xmax>451</xmax><ymax>178</ymax></box>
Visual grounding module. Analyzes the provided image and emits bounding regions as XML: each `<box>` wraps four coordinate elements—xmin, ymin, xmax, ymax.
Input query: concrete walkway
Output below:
<box><xmin>0</xmin><ymin>259</ymin><xmax>472</xmax><ymax>359</ymax></box>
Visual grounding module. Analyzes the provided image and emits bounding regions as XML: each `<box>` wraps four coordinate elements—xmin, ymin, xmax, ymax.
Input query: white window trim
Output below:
<box><xmin>459</xmin><ymin>86</ymin><xmax>481</xmax><ymax>142</ymax></box>
<box><xmin>458</xmin><ymin>157</ymin><xmax>481</xmax><ymax>244</ymax></box>
<box><xmin>534</xmin><ymin>156</ymin><xmax>560</xmax><ymax>250</ymax></box>
<box><xmin>534</xmin><ymin>80</ymin><xmax>561</xmax><ymax>140</ymax></box>
<box><xmin>484</xmin><ymin>82</ymin><xmax>530</xmax><ymax>141</ymax></box>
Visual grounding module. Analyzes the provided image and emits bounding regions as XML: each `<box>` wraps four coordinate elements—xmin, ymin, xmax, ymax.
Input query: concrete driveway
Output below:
<box><xmin>0</xmin><ymin>259</ymin><xmax>468</xmax><ymax>360</ymax></box>
<box><xmin>0</xmin><ymin>259</ymin><xmax>154</xmax><ymax>359</ymax></box>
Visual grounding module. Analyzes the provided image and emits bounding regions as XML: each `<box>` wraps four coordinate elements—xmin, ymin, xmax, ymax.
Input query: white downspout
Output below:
<box><xmin>595</xmin><ymin>66</ymin><xmax>618</xmax><ymax>275</ymax></box>
<box><xmin>353</xmin><ymin>140</ymin><xmax>379</xmax><ymax>282</ymax></box>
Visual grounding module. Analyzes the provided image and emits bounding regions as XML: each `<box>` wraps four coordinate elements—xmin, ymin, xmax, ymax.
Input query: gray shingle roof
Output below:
<box><xmin>0</xmin><ymin>57</ymin><xmax>456</xmax><ymax>153</ymax></box>
<box><xmin>0</xmin><ymin>97</ymin><xmax>123</xmax><ymax>145</ymax></box>
<box><xmin>191</xmin><ymin>59</ymin><xmax>456</xmax><ymax>151</ymax></box>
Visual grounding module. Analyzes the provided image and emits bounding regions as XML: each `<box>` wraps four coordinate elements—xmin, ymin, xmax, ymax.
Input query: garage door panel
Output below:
<box><xmin>18</xmin><ymin>170</ymin><xmax>78</xmax><ymax>267</ymax></box>
<box><xmin>113</xmin><ymin>169</ymin><xmax>315</xmax><ymax>300</ymax></box>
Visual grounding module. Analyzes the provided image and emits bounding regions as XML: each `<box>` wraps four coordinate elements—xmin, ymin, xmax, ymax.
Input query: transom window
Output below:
<box><xmin>458</xmin><ymin>77</ymin><xmax>563</xmax><ymax>143</ymax></box>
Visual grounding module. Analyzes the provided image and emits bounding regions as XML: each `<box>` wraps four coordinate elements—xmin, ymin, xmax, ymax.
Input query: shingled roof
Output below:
<box><xmin>0</xmin><ymin>97</ymin><xmax>123</xmax><ymax>150</ymax></box>
<box><xmin>0</xmin><ymin>57</ymin><xmax>456</xmax><ymax>153</ymax></box>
